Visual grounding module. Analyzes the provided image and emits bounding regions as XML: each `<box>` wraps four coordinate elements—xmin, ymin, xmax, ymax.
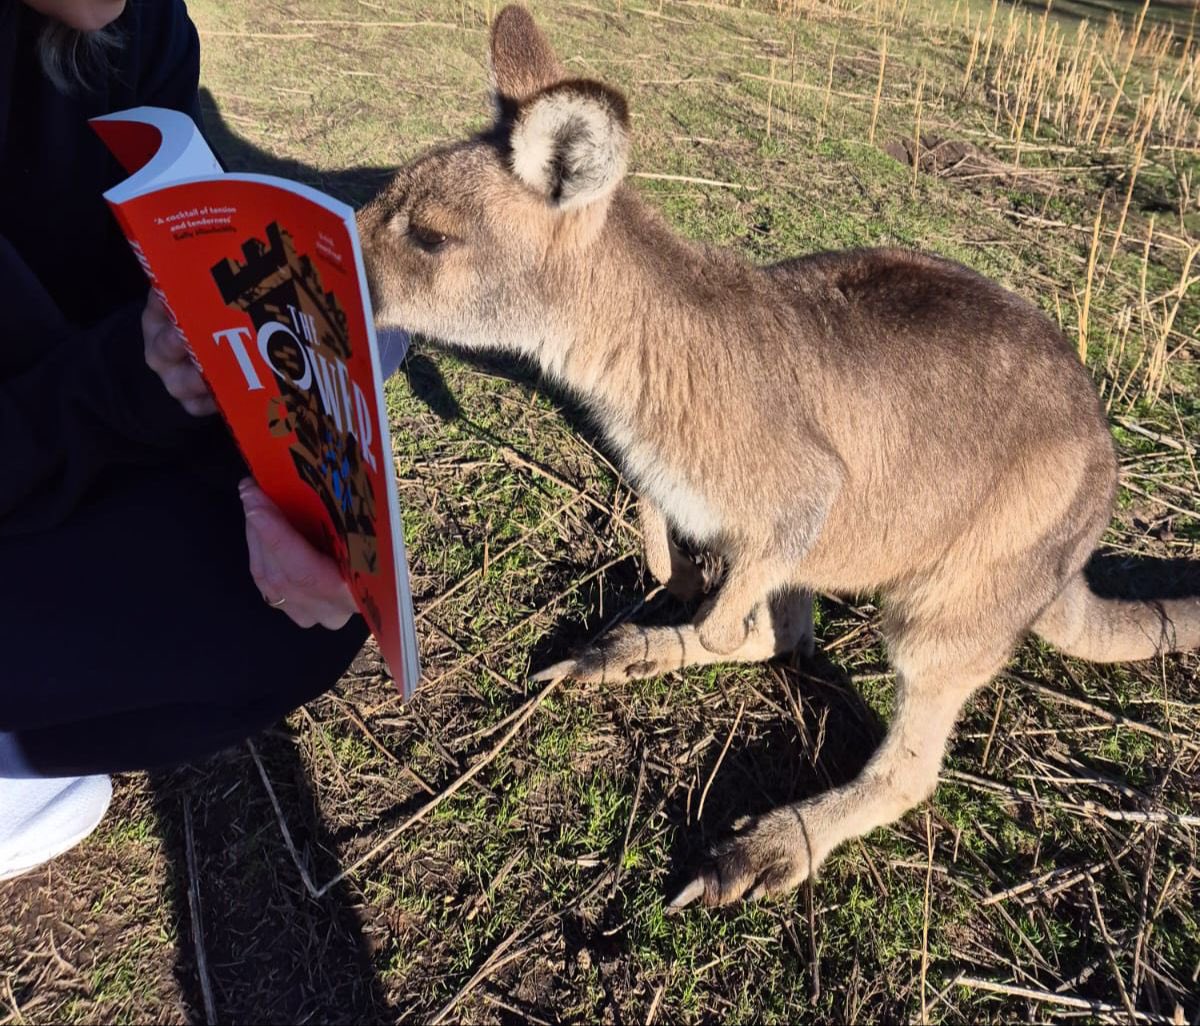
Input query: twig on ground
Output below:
<box><xmin>183</xmin><ymin>801</ymin><xmax>218</xmax><ymax>1026</ymax></box>
<box><xmin>610</xmin><ymin>750</ymin><xmax>648</xmax><ymax>898</ymax></box>
<box><xmin>290</xmin><ymin>18</ymin><xmax>464</xmax><ymax>28</ymax></box>
<box><xmin>919</xmin><ymin>810</ymin><xmax>934</xmax><ymax>1025</ymax></box>
<box><xmin>1087</xmin><ymin>873</ymin><xmax>1140</xmax><ymax>1023</ymax></box>
<box><xmin>645</xmin><ymin>981</ymin><xmax>666</xmax><ymax>1026</ymax></box>
<box><xmin>1121</xmin><ymin>480</ymin><xmax>1198</xmax><ymax>522</ymax></box>
<box><xmin>630</xmin><ymin>171</ymin><xmax>760</xmax><ymax>191</ymax></box>
<box><xmin>417</xmin><ymin>493</ymin><xmax>582</xmax><ymax>621</ymax></box>
<box><xmin>806</xmin><ymin>881</ymin><xmax>821</xmax><ymax>1005</ymax></box>
<box><xmin>696</xmin><ymin>700</ymin><xmax>745</xmax><ymax>823</ymax></box>
<box><xmin>981</xmin><ymin>859</ymin><xmax>1108</xmax><ymax>906</ymax></box>
<box><xmin>429</xmin><ymin>915</ymin><xmax>555</xmax><ymax>1025</ymax></box>
<box><xmin>956</xmin><ymin>975</ymin><xmax>1176</xmax><ymax>1023</ymax></box>
<box><xmin>495</xmin><ymin>444</ymin><xmax>638</xmax><ymax>535</ymax></box>
<box><xmin>200</xmin><ymin>29</ymin><xmax>316</xmax><ymax>38</ymax></box>
<box><xmin>944</xmin><ymin>768</ymin><xmax>1200</xmax><ymax>828</ymax></box>
<box><xmin>251</xmin><ymin>676</ymin><xmax>562</xmax><ymax>899</ymax></box>
<box><xmin>1005</xmin><ymin>674</ymin><xmax>1195</xmax><ymax>749</ymax></box>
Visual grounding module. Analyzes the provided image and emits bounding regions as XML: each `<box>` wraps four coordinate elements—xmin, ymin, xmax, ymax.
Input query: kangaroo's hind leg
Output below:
<box><xmin>670</xmin><ymin>619</ymin><xmax>1016</xmax><ymax>907</ymax></box>
<box><xmin>532</xmin><ymin>586</ymin><xmax>814</xmax><ymax>685</ymax></box>
<box><xmin>671</xmin><ymin>527</ymin><xmax>1076</xmax><ymax>910</ymax></box>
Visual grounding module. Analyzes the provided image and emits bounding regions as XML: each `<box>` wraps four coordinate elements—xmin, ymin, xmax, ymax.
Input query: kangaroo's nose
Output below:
<box><xmin>355</xmin><ymin>200</ymin><xmax>382</xmax><ymax>240</ymax></box>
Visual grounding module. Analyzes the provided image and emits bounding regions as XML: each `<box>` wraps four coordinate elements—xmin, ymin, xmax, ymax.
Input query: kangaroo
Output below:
<box><xmin>357</xmin><ymin>5</ymin><xmax>1200</xmax><ymax>907</ymax></box>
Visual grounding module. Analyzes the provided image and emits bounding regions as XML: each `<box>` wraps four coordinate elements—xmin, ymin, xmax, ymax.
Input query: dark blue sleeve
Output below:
<box><xmin>0</xmin><ymin>0</ymin><xmax>217</xmax><ymax>536</ymax></box>
<box><xmin>0</xmin><ymin>237</ymin><xmax>214</xmax><ymax>536</ymax></box>
<box><xmin>134</xmin><ymin>0</ymin><xmax>204</xmax><ymax>125</ymax></box>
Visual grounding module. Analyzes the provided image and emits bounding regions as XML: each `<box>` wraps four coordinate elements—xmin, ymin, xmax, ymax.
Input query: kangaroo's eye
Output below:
<box><xmin>409</xmin><ymin>224</ymin><xmax>449</xmax><ymax>252</ymax></box>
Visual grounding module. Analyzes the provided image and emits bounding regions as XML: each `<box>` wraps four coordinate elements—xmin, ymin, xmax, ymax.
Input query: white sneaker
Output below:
<box><xmin>0</xmin><ymin>775</ymin><xmax>113</xmax><ymax>882</ymax></box>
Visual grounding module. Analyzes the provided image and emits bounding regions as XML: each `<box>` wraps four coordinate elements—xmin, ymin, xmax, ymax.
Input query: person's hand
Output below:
<box><xmin>240</xmin><ymin>479</ymin><xmax>359</xmax><ymax>630</ymax></box>
<box><xmin>142</xmin><ymin>291</ymin><xmax>217</xmax><ymax>417</ymax></box>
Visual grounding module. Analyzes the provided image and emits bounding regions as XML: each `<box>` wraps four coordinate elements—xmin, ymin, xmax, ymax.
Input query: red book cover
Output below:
<box><xmin>92</xmin><ymin>107</ymin><xmax>420</xmax><ymax>698</ymax></box>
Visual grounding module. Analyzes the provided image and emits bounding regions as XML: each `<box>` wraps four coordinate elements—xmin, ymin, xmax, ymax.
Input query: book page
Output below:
<box><xmin>92</xmin><ymin>107</ymin><xmax>224</xmax><ymax>204</ymax></box>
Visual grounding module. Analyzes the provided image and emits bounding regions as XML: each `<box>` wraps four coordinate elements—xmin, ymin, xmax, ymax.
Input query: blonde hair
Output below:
<box><xmin>37</xmin><ymin>21</ymin><xmax>121</xmax><ymax>94</ymax></box>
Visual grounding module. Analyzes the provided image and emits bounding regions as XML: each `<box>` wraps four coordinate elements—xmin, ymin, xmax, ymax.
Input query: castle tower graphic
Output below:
<box><xmin>211</xmin><ymin>223</ymin><xmax>382</xmax><ymax>627</ymax></box>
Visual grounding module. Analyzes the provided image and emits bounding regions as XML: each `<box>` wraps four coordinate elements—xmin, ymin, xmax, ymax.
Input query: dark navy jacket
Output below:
<box><xmin>0</xmin><ymin>0</ymin><xmax>211</xmax><ymax>535</ymax></box>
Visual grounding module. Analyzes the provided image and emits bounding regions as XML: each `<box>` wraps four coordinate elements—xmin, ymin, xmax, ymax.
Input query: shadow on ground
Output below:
<box><xmin>149</xmin><ymin>711</ymin><xmax>394</xmax><ymax>1023</ymax></box>
<box><xmin>199</xmin><ymin>88</ymin><xmax>396</xmax><ymax>206</ymax></box>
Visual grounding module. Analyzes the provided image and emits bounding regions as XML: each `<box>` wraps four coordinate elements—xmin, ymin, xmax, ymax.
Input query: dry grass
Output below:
<box><xmin>2</xmin><ymin>0</ymin><xmax>1199</xmax><ymax>1022</ymax></box>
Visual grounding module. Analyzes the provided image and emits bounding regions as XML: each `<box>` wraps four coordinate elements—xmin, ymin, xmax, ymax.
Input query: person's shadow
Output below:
<box><xmin>148</xmin><ymin>693</ymin><xmax>393</xmax><ymax>1024</ymax></box>
<box><xmin>198</xmin><ymin>87</ymin><xmax>397</xmax><ymax>207</ymax></box>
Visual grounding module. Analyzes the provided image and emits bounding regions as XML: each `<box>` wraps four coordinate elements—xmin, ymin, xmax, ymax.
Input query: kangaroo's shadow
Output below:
<box><xmin>399</xmin><ymin>338</ymin><xmax>661</xmax><ymax>668</ymax></box>
<box><xmin>1085</xmin><ymin>551</ymin><xmax>1200</xmax><ymax>602</ymax></box>
<box><xmin>658</xmin><ymin>645</ymin><xmax>887</xmax><ymax>898</ymax></box>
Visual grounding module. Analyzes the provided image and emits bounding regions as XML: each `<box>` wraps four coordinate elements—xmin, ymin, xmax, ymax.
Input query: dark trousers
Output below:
<box><xmin>0</xmin><ymin>442</ymin><xmax>367</xmax><ymax>777</ymax></box>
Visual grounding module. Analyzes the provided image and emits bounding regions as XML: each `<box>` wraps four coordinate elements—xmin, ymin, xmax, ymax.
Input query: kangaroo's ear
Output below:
<box><xmin>509</xmin><ymin>80</ymin><xmax>630</xmax><ymax>211</ymax></box>
<box><xmin>490</xmin><ymin>5</ymin><xmax>565</xmax><ymax>106</ymax></box>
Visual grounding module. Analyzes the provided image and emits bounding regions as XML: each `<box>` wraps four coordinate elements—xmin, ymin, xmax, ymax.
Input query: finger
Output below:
<box><xmin>238</xmin><ymin>479</ymin><xmax>278</xmax><ymax>518</ymax></box>
<box><xmin>145</xmin><ymin>325</ymin><xmax>190</xmax><ymax>372</ymax></box>
<box><xmin>261</xmin><ymin>528</ymin><xmax>354</xmax><ymax>621</ymax></box>
<box><xmin>253</xmin><ymin>525</ymin><xmax>290</xmax><ymax>595</ymax></box>
<box><xmin>244</xmin><ymin>505</ymin><xmax>266</xmax><ymax>586</ymax></box>
<box><xmin>244</xmin><ymin>504</ymin><xmax>329</xmax><ymax>582</ymax></box>
<box><xmin>241</xmin><ymin>482</ymin><xmax>275</xmax><ymax>594</ymax></box>
<box><xmin>181</xmin><ymin>396</ymin><xmax>218</xmax><ymax>417</ymax></box>
<box><xmin>239</xmin><ymin>484</ymin><xmax>355</xmax><ymax>621</ymax></box>
<box><xmin>142</xmin><ymin>291</ymin><xmax>170</xmax><ymax>332</ymax></box>
<box><xmin>245</xmin><ymin>500</ymin><xmax>291</xmax><ymax>597</ymax></box>
<box><xmin>145</xmin><ymin>290</ymin><xmax>167</xmax><ymax>318</ymax></box>
<box><xmin>246</xmin><ymin>508</ymin><xmax>318</xmax><ymax>620</ymax></box>
<box><xmin>244</xmin><ymin>506</ymin><xmax>296</xmax><ymax>600</ymax></box>
<box><xmin>260</xmin><ymin>559</ymin><xmax>290</xmax><ymax>603</ymax></box>
<box><xmin>148</xmin><ymin>316</ymin><xmax>187</xmax><ymax>356</ymax></box>
<box><xmin>159</xmin><ymin>364</ymin><xmax>210</xmax><ymax>402</ymax></box>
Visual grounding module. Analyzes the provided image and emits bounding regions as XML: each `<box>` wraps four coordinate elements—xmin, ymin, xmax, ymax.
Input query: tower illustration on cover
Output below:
<box><xmin>211</xmin><ymin>223</ymin><xmax>386</xmax><ymax>627</ymax></box>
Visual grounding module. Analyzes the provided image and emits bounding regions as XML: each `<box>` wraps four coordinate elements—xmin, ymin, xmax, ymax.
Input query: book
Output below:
<box><xmin>92</xmin><ymin>106</ymin><xmax>420</xmax><ymax>698</ymax></box>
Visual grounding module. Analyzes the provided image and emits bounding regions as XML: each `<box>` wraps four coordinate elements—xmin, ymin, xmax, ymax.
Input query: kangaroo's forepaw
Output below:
<box><xmin>668</xmin><ymin>810</ymin><xmax>823</xmax><ymax>908</ymax></box>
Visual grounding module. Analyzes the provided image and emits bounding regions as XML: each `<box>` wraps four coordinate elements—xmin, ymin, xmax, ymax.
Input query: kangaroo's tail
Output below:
<box><xmin>1033</xmin><ymin>568</ymin><xmax>1200</xmax><ymax>662</ymax></box>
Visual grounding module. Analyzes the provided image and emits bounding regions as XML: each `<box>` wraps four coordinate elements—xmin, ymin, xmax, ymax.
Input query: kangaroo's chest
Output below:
<box><xmin>606</xmin><ymin>421</ymin><xmax>722</xmax><ymax>544</ymax></box>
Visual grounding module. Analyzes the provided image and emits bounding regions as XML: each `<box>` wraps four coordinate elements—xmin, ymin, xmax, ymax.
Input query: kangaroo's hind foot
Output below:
<box><xmin>531</xmin><ymin>587</ymin><xmax>814</xmax><ymax>685</ymax></box>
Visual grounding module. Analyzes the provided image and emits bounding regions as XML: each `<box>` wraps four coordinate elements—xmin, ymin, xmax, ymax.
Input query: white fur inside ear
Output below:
<box><xmin>510</xmin><ymin>91</ymin><xmax>628</xmax><ymax>210</ymax></box>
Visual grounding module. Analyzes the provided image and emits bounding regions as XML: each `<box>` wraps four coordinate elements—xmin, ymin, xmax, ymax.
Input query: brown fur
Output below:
<box><xmin>357</xmin><ymin>5</ymin><xmax>1200</xmax><ymax>905</ymax></box>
